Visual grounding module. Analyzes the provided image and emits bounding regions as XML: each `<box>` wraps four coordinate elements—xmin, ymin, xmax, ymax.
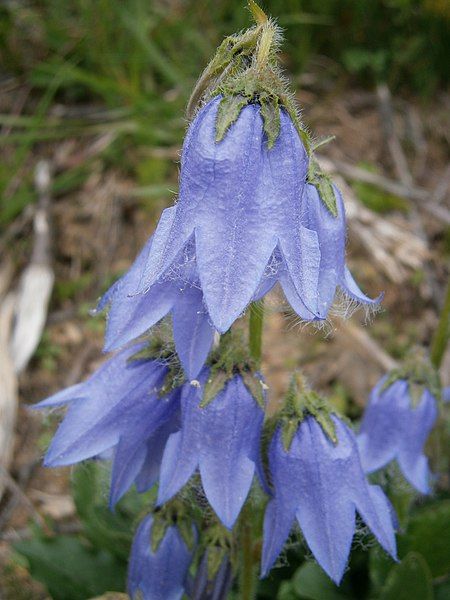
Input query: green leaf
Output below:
<box><xmin>398</xmin><ymin>500</ymin><xmax>450</xmax><ymax>577</ymax></box>
<box><xmin>379</xmin><ymin>552</ymin><xmax>433</xmax><ymax>600</ymax></box>
<box><xmin>14</xmin><ymin>535</ymin><xmax>126</xmax><ymax>600</ymax></box>
<box><xmin>291</xmin><ymin>562</ymin><xmax>348</xmax><ymax>600</ymax></box>
<box><xmin>369</xmin><ymin>546</ymin><xmax>397</xmax><ymax>593</ymax></box>
<box><xmin>72</xmin><ymin>463</ymin><xmax>134</xmax><ymax>560</ymax></box>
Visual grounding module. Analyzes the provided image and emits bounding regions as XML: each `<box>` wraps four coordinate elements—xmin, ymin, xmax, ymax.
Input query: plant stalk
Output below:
<box><xmin>249</xmin><ymin>300</ymin><xmax>264</xmax><ymax>367</ymax></box>
<box><xmin>430</xmin><ymin>280</ymin><xmax>450</xmax><ymax>370</ymax></box>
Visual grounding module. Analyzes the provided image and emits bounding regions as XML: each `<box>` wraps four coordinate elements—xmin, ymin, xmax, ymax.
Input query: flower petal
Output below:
<box><xmin>198</xmin><ymin>375</ymin><xmax>264</xmax><ymax>528</ymax></box>
<box><xmin>172</xmin><ymin>286</ymin><xmax>215</xmax><ymax>378</ymax></box>
<box><xmin>128</xmin><ymin>515</ymin><xmax>194</xmax><ymax>600</ymax></box>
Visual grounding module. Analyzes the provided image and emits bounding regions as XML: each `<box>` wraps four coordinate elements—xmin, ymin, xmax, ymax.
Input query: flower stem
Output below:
<box><xmin>430</xmin><ymin>280</ymin><xmax>450</xmax><ymax>370</ymax></box>
<box><xmin>240</xmin><ymin>509</ymin><xmax>258</xmax><ymax>600</ymax></box>
<box><xmin>249</xmin><ymin>300</ymin><xmax>264</xmax><ymax>367</ymax></box>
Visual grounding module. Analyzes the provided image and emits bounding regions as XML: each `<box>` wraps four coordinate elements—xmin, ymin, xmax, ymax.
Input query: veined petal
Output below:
<box><xmin>172</xmin><ymin>285</ymin><xmax>215</xmax><ymax>378</ymax></box>
<box><xmin>105</xmin><ymin>281</ymin><xmax>178</xmax><ymax>351</ymax></box>
<box><xmin>43</xmin><ymin>351</ymin><xmax>167</xmax><ymax>466</ymax></box>
<box><xmin>261</xmin><ymin>499</ymin><xmax>296</xmax><ymax>577</ymax></box>
<box><xmin>355</xmin><ymin>484</ymin><xmax>397</xmax><ymax>560</ymax></box>
<box><xmin>109</xmin><ymin>390</ymin><xmax>180</xmax><ymax>507</ymax></box>
<box><xmin>302</xmin><ymin>184</ymin><xmax>345</xmax><ymax>316</ymax></box>
<box><xmin>278</xmin><ymin>226</ymin><xmax>321</xmax><ymax>317</ymax></box>
<box><xmin>198</xmin><ymin>375</ymin><xmax>264</xmax><ymax>528</ymax></box>
<box><xmin>292</xmin><ymin>418</ymin><xmax>357</xmax><ymax>584</ymax></box>
<box><xmin>194</xmin><ymin>105</ymin><xmax>277</xmax><ymax>332</ymax></box>
<box><xmin>157</xmin><ymin>381</ymin><xmax>203</xmax><ymax>505</ymax></box>
<box><xmin>134</xmin><ymin>416</ymin><xmax>181</xmax><ymax>494</ymax></box>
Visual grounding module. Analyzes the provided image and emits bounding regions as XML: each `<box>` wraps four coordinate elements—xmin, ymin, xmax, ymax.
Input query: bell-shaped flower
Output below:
<box><xmin>127</xmin><ymin>97</ymin><xmax>380</xmax><ymax>334</ymax></box>
<box><xmin>36</xmin><ymin>345</ymin><xmax>180</xmax><ymax>506</ymax></box>
<box><xmin>97</xmin><ymin>239</ymin><xmax>214</xmax><ymax>379</ymax></box>
<box><xmin>128</xmin><ymin>514</ymin><xmax>195</xmax><ymax>600</ymax></box>
<box><xmin>357</xmin><ymin>377</ymin><xmax>439</xmax><ymax>494</ymax></box>
<box><xmin>157</xmin><ymin>370</ymin><xmax>265</xmax><ymax>529</ymax></box>
<box><xmin>261</xmin><ymin>415</ymin><xmax>397</xmax><ymax>584</ymax></box>
<box><xmin>131</xmin><ymin>96</ymin><xmax>323</xmax><ymax>333</ymax></box>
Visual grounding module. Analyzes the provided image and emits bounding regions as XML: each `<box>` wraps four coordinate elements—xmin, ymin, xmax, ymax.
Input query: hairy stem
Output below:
<box><xmin>430</xmin><ymin>280</ymin><xmax>450</xmax><ymax>370</ymax></box>
<box><xmin>249</xmin><ymin>300</ymin><xmax>264</xmax><ymax>367</ymax></box>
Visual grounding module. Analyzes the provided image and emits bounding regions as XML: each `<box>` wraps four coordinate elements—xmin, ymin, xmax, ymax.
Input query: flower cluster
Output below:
<box><xmin>36</xmin><ymin>4</ymin><xmax>444</xmax><ymax>599</ymax></box>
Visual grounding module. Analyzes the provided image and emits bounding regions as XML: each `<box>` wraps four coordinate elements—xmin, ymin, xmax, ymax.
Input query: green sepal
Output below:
<box><xmin>150</xmin><ymin>502</ymin><xmax>196</xmax><ymax>553</ymax></box>
<box><xmin>382</xmin><ymin>348</ymin><xmax>442</xmax><ymax>407</ymax></box>
<box><xmin>281</xmin><ymin>418</ymin><xmax>299</xmax><ymax>451</ymax></box>
<box><xmin>203</xmin><ymin>525</ymin><xmax>234</xmax><ymax>579</ymax></box>
<box><xmin>259</xmin><ymin>96</ymin><xmax>281</xmax><ymax>148</ymax></box>
<box><xmin>307</xmin><ymin>158</ymin><xmax>338</xmax><ymax>217</ymax></box>
<box><xmin>215</xmin><ymin>94</ymin><xmax>250</xmax><ymax>142</ymax></box>
<box><xmin>207</xmin><ymin>545</ymin><xmax>228</xmax><ymax>580</ymax></box>
<box><xmin>177</xmin><ymin>517</ymin><xmax>196</xmax><ymax>551</ymax></box>
<box><xmin>200</xmin><ymin>371</ymin><xmax>229</xmax><ymax>408</ymax></box>
<box><xmin>150</xmin><ymin>516</ymin><xmax>169</xmax><ymax>553</ymax></box>
<box><xmin>279</xmin><ymin>372</ymin><xmax>339</xmax><ymax>451</ymax></box>
<box><xmin>242</xmin><ymin>371</ymin><xmax>267</xmax><ymax>409</ymax></box>
<box><xmin>186</xmin><ymin>26</ymin><xmax>262</xmax><ymax>119</ymax></box>
<box><xmin>200</xmin><ymin>330</ymin><xmax>264</xmax><ymax>409</ymax></box>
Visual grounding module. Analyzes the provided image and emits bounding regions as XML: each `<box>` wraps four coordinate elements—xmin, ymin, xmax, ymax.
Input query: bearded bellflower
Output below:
<box><xmin>158</xmin><ymin>367</ymin><xmax>266</xmax><ymax>529</ymax></box>
<box><xmin>261</xmin><ymin>376</ymin><xmax>397</xmax><ymax>584</ymax></box>
<box><xmin>36</xmin><ymin>344</ymin><xmax>181</xmax><ymax>507</ymax></box>
<box><xmin>36</xmin><ymin>3</ymin><xmax>400</xmax><ymax>595</ymax></box>
<box><xmin>357</xmin><ymin>356</ymin><xmax>441</xmax><ymax>494</ymax></box>
<box><xmin>128</xmin><ymin>513</ymin><xmax>196</xmax><ymax>600</ymax></box>
<box><xmin>125</xmin><ymin>96</ymin><xmax>379</xmax><ymax>336</ymax></box>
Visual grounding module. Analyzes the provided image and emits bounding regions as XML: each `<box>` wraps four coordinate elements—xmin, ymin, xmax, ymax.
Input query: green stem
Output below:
<box><xmin>240</xmin><ymin>509</ymin><xmax>258</xmax><ymax>600</ymax></box>
<box><xmin>430</xmin><ymin>280</ymin><xmax>450</xmax><ymax>369</ymax></box>
<box><xmin>249</xmin><ymin>300</ymin><xmax>264</xmax><ymax>367</ymax></box>
<box><xmin>240</xmin><ymin>300</ymin><xmax>265</xmax><ymax>599</ymax></box>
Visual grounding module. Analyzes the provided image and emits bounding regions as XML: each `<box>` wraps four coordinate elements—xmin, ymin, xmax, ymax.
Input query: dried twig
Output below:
<box><xmin>318</xmin><ymin>154</ymin><xmax>450</xmax><ymax>225</ymax></box>
<box><xmin>0</xmin><ymin>294</ymin><xmax>18</xmax><ymax>500</ymax></box>
<box><xmin>336</xmin><ymin>319</ymin><xmax>399</xmax><ymax>373</ymax></box>
<box><xmin>318</xmin><ymin>157</ymin><xmax>429</xmax><ymax>283</ymax></box>
<box><xmin>10</xmin><ymin>161</ymin><xmax>55</xmax><ymax>373</ymax></box>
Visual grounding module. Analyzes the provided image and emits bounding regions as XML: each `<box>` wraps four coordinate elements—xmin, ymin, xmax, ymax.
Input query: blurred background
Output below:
<box><xmin>0</xmin><ymin>1</ymin><xmax>449</xmax><ymax>598</ymax></box>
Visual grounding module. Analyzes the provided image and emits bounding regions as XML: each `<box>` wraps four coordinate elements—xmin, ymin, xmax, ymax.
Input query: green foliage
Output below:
<box><xmin>398</xmin><ymin>500</ymin><xmax>450</xmax><ymax>577</ymax></box>
<box><xmin>278</xmin><ymin>562</ymin><xmax>349</xmax><ymax>599</ymax></box>
<box><xmin>13</xmin><ymin>462</ymin><xmax>155</xmax><ymax>599</ymax></box>
<box><xmin>379</xmin><ymin>552</ymin><xmax>433</xmax><ymax>600</ymax></box>
<box><xmin>13</xmin><ymin>535</ymin><xmax>126</xmax><ymax>600</ymax></box>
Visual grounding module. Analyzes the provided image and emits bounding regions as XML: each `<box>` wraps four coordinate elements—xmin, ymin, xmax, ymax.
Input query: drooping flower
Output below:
<box><xmin>36</xmin><ymin>345</ymin><xmax>180</xmax><ymax>506</ymax></box>
<box><xmin>128</xmin><ymin>514</ymin><xmax>196</xmax><ymax>600</ymax></box>
<box><xmin>357</xmin><ymin>376</ymin><xmax>439</xmax><ymax>494</ymax></box>
<box><xmin>261</xmin><ymin>415</ymin><xmax>397</xmax><ymax>584</ymax></box>
<box><xmin>97</xmin><ymin>238</ymin><xmax>215</xmax><ymax>380</ymax></box>
<box><xmin>125</xmin><ymin>96</ymin><xmax>380</xmax><ymax>336</ymax></box>
<box><xmin>131</xmin><ymin>96</ymin><xmax>321</xmax><ymax>333</ymax></box>
<box><xmin>157</xmin><ymin>370</ymin><xmax>265</xmax><ymax>529</ymax></box>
